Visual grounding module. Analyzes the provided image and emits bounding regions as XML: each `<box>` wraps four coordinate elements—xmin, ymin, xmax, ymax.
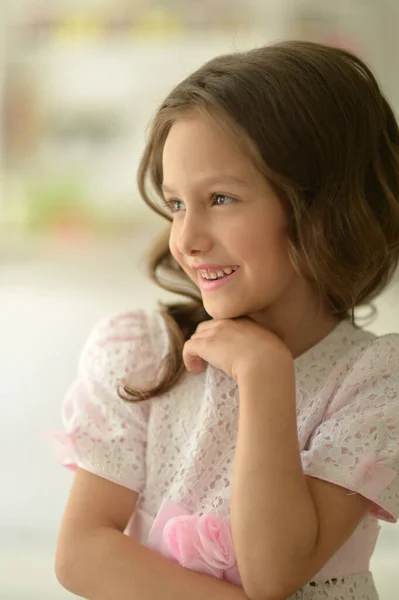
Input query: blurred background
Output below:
<box><xmin>1</xmin><ymin>1</ymin><xmax>398</xmax><ymax>598</ymax></box>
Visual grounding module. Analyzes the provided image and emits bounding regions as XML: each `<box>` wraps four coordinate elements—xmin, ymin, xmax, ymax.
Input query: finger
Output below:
<box><xmin>183</xmin><ymin>338</ymin><xmax>208</xmax><ymax>374</ymax></box>
<box><xmin>194</xmin><ymin>318</ymin><xmax>231</xmax><ymax>334</ymax></box>
<box><xmin>194</xmin><ymin>320</ymin><xmax>216</xmax><ymax>333</ymax></box>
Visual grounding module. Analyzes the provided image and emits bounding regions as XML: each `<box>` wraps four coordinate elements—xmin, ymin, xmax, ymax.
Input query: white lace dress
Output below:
<box><xmin>48</xmin><ymin>309</ymin><xmax>399</xmax><ymax>599</ymax></box>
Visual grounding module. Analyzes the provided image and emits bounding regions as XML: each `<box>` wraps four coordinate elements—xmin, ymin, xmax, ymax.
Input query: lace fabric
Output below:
<box><xmin>291</xmin><ymin>572</ymin><xmax>378</xmax><ymax>599</ymax></box>
<box><xmin>46</xmin><ymin>309</ymin><xmax>399</xmax><ymax>599</ymax></box>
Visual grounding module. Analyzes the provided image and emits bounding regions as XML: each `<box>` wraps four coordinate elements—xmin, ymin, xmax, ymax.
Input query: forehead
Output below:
<box><xmin>162</xmin><ymin>113</ymin><xmax>256</xmax><ymax>180</ymax></box>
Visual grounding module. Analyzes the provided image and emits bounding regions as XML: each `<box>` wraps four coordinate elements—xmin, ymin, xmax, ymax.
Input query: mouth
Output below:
<box><xmin>197</xmin><ymin>267</ymin><xmax>240</xmax><ymax>291</ymax></box>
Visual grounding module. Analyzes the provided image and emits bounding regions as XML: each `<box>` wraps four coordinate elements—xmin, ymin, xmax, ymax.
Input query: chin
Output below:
<box><xmin>203</xmin><ymin>302</ymin><xmax>249</xmax><ymax>321</ymax></box>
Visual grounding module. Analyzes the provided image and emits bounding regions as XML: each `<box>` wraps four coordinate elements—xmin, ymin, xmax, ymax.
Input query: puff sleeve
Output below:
<box><xmin>46</xmin><ymin>309</ymin><xmax>168</xmax><ymax>494</ymax></box>
<box><xmin>301</xmin><ymin>334</ymin><xmax>399</xmax><ymax>523</ymax></box>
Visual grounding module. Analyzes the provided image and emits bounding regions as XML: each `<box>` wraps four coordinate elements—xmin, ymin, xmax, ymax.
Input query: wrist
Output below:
<box><xmin>235</xmin><ymin>345</ymin><xmax>294</xmax><ymax>386</ymax></box>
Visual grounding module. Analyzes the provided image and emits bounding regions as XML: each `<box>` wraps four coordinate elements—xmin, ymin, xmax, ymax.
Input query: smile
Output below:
<box><xmin>198</xmin><ymin>267</ymin><xmax>240</xmax><ymax>291</ymax></box>
<box><xmin>199</xmin><ymin>266</ymin><xmax>238</xmax><ymax>280</ymax></box>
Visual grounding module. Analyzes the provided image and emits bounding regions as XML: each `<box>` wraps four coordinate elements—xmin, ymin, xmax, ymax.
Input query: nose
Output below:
<box><xmin>175</xmin><ymin>213</ymin><xmax>212</xmax><ymax>256</ymax></box>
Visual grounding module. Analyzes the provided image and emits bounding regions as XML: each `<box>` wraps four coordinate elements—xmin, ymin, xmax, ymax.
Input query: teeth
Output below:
<box><xmin>199</xmin><ymin>267</ymin><xmax>238</xmax><ymax>280</ymax></box>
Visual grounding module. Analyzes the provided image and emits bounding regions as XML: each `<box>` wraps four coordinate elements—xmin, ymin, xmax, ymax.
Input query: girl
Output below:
<box><xmin>48</xmin><ymin>41</ymin><xmax>399</xmax><ymax>600</ymax></box>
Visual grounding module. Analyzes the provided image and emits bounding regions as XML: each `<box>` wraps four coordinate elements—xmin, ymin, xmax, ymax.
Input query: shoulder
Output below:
<box><xmin>301</xmin><ymin>331</ymin><xmax>399</xmax><ymax>523</ymax></box>
<box><xmin>315</xmin><ymin>319</ymin><xmax>399</xmax><ymax>385</ymax></box>
<box><xmin>51</xmin><ymin>309</ymin><xmax>168</xmax><ymax>487</ymax></box>
<box><xmin>326</xmin><ymin>331</ymin><xmax>399</xmax><ymax>415</ymax></box>
<box><xmin>79</xmin><ymin>308</ymin><xmax>169</xmax><ymax>389</ymax></box>
<box><xmin>295</xmin><ymin>320</ymin><xmax>386</xmax><ymax>391</ymax></box>
<box><xmin>340</xmin><ymin>331</ymin><xmax>399</xmax><ymax>382</ymax></box>
<box><xmin>296</xmin><ymin>322</ymin><xmax>399</xmax><ymax>414</ymax></box>
<box><xmin>82</xmin><ymin>308</ymin><xmax>167</xmax><ymax>351</ymax></box>
<box><xmin>359</xmin><ymin>330</ymin><xmax>399</xmax><ymax>359</ymax></box>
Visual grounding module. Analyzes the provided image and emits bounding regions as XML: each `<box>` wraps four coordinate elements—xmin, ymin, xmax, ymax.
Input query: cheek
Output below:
<box><xmin>169</xmin><ymin>236</ymin><xmax>196</xmax><ymax>284</ymax></box>
<box><xmin>169</xmin><ymin>229</ymin><xmax>190</xmax><ymax>276</ymax></box>
<box><xmin>241</xmin><ymin>214</ymin><xmax>285</xmax><ymax>251</ymax></box>
<box><xmin>244</xmin><ymin>217</ymin><xmax>292</xmax><ymax>272</ymax></box>
<box><xmin>169</xmin><ymin>229</ymin><xmax>181</xmax><ymax>264</ymax></box>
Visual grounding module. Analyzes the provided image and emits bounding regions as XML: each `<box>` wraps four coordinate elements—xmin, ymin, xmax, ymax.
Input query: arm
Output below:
<box><xmin>231</xmin><ymin>355</ymin><xmax>372</xmax><ymax>600</ymax></box>
<box><xmin>56</xmin><ymin>468</ymin><xmax>250</xmax><ymax>600</ymax></box>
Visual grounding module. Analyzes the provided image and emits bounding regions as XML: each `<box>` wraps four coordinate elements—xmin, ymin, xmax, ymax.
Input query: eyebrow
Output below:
<box><xmin>161</xmin><ymin>174</ymin><xmax>251</xmax><ymax>195</ymax></box>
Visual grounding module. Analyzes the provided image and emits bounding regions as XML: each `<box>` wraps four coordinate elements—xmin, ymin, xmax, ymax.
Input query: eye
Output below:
<box><xmin>162</xmin><ymin>199</ymin><xmax>185</xmax><ymax>213</ymax></box>
<box><xmin>213</xmin><ymin>194</ymin><xmax>235</xmax><ymax>206</ymax></box>
<box><xmin>161</xmin><ymin>193</ymin><xmax>235</xmax><ymax>214</ymax></box>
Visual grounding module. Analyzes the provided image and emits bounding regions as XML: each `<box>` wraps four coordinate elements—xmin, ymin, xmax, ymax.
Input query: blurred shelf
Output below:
<box><xmin>0</xmin><ymin>214</ymin><xmax>164</xmax><ymax>263</ymax></box>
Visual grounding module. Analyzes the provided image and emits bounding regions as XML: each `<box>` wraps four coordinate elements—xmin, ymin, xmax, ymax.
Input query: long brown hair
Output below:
<box><xmin>119</xmin><ymin>40</ymin><xmax>399</xmax><ymax>403</ymax></box>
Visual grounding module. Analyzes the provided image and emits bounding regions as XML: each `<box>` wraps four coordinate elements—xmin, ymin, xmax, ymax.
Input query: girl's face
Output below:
<box><xmin>162</xmin><ymin>112</ymin><xmax>300</xmax><ymax>322</ymax></box>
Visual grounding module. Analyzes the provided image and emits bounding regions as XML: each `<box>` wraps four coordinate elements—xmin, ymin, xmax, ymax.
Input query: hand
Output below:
<box><xmin>183</xmin><ymin>317</ymin><xmax>292</xmax><ymax>382</ymax></box>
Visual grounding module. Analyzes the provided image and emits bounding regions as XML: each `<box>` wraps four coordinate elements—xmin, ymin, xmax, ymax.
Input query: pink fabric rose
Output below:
<box><xmin>194</xmin><ymin>513</ymin><xmax>235</xmax><ymax>569</ymax></box>
<box><xmin>147</xmin><ymin>499</ymin><xmax>241</xmax><ymax>584</ymax></box>
<box><xmin>163</xmin><ymin>516</ymin><xmax>223</xmax><ymax>578</ymax></box>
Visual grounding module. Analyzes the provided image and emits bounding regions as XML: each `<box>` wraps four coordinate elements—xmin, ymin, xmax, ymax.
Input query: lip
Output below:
<box><xmin>197</xmin><ymin>267</ymin><xmax>240</xmax><ymax>291</ymax></box>
<box><xmin>191</xmin><ymin>263</ymin><xmax>239</xmax><ymax>270</ymax></box>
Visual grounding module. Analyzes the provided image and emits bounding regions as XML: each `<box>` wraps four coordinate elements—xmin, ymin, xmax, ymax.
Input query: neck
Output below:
<box><xmin>249</xmin><ymin>283</ymin><xmax>341</xmax><ymax>359</ymax></box>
